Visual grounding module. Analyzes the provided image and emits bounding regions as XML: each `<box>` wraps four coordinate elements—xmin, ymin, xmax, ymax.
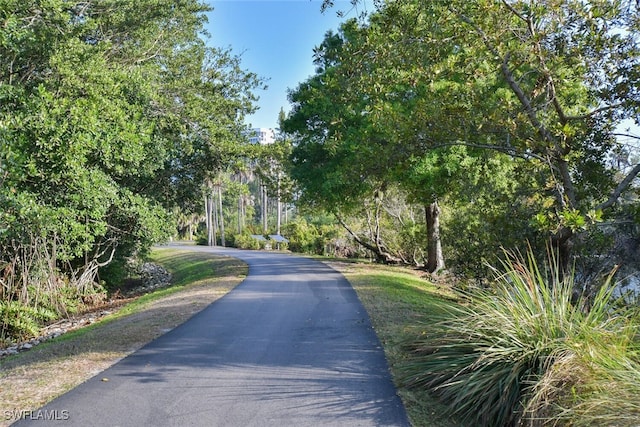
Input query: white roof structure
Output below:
<box><xmin>247</xmin><ymin>128</ymin><xmax>276</xmax><ymax>145</ymax></box>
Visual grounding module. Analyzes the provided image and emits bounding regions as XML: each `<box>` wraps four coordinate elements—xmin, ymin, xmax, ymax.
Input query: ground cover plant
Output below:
<box><xmin>397</xmin><ymin>249</ymin><xmax>640</xmax><ymax>426</ymax></box>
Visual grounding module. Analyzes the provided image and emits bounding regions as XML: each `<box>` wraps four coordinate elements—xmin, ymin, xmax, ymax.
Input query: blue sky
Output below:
<box><xmin>202</xmin><ymin>2</ymin><xmax>639</xmax><ymax>141</ymax></box>
<box><xmin>204</xmin><ymin>1</ymin><xmax>372</xmax><ymax>129</ymax></box>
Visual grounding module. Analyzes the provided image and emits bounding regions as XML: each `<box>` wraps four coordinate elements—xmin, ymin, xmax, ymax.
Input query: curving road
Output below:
<box><xmin>14</xmin><ymin>245</ymin><xmax>409</xmax><ymax>426</ymax></box>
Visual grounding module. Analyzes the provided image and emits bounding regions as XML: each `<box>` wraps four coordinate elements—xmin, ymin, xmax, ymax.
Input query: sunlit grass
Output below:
<box><xmin>148</xmin><ymin>248</ymin><xmax>247</xmax><ymax>287</ymax></box>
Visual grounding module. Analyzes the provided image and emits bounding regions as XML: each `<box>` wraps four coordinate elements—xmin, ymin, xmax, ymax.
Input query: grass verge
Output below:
<box><xmin>0</xmin><ymin>248</ymin><xmax>247</xmax><ymax>427</ymax></box>
<box><xmin>325</xmin><ymin>261</ymin><xmax>468</xmax><ymax>427</ymax></box>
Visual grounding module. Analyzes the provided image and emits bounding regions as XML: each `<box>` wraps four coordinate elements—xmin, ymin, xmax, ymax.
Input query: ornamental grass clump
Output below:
<box><xmin>400</xmin><ymin>249</ymin><xmax>638</xmax><ymax>426</ymax></box>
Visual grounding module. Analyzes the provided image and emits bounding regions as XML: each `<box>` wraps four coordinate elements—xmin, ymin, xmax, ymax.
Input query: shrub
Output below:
<box><xmin>0</xmin><ymin>300</ymin><xmax>57</xmax><ymax>343</ymax></box>
<box><xmin>283</xmin><ymin>217</ymin><xmax>322</xmax><ymax>254</ymax></box>
<box><xmin>400</xmin><ymin>248</ymin><xmax>638</xmax><ymax>426</ymax></box>
<box><xmin>195</xmin><ymin>231</ymin><xmax>227</xmax><ymax>247</ymax></box>
<box><xmin>0</xmin><ymin>235</ymin><xmax>108</xmax><ymax>342</ymax></box>
<box><xmin>224</xmin><ymin>232</ymin><xmax>237</xmax><ymax>248</ymax></box>
<box><xmin>233</xmin><ymin>232</ymin><xmax>264</xmax><ymax>250</ymax></box>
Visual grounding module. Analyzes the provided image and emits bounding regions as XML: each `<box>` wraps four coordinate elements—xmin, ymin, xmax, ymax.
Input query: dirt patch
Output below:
<box><xmin>0</xmin><ymin>268</ymin><xmax>244</xmax><ymax>427</ymax></box>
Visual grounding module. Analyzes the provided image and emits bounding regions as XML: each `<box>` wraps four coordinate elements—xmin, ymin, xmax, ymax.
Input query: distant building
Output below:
<box><xmin>247</xmin><ymin>128</ymin><xmax>276</xmax><ymax>145</ymax></box>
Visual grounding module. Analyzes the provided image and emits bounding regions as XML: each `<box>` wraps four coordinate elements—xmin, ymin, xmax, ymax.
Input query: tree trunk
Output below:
<box><xmin>276</xmin><ymin>175</ymin><xmax>282</xmax><ymax>236</ymax></box>
<box><xmin>551</xmin><ymin>225</ymin><xmax>574</xmax><ymax>277</ymax></box>
<box><xmin>205</xmin><ymin>193</ymin><xmax>215</xmax><ymax>247</ymax></box>
<box><xmin>204</xmin><ymin>195</ymin><xmax>209</xmax><ymax>245</ymax></box>
<box><xmin>218</xmin><ymin>185</ymin><xmax>225</xmax><ymax>247</ymax></box>
<box><xmin>262</xmin><ymin>184</ymin><xmax>268</xmax><ymax>234</ymax></box>
<box><xmin>238</xmin><ymin>196</ymin><xmax>242</xmax><ymax>235</ymax></box>
<box><xmin>237</xmin><ymin>175</ymin><xmax>242</xmax><ymax>235</ymax></box>
<box><xmin>425</xmin><ymin>201</ymin><xmax>445</xmax><ymax>274</ymax></box>
<box><xmin>211</xmin><ymin>193</ymin><xmax>218</xmax><ymax>246</ymax></box>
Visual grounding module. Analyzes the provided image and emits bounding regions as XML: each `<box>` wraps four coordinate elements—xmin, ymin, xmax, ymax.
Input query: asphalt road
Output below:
<box><xmin>14</xmin><ymin>245</ymin><xmax>410</xmax><ymax>426</ymax></box>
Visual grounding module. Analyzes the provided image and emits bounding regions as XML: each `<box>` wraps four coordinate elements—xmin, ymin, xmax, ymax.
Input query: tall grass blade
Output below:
<box><xmin>399</xmin><ymin>248</ymin><xmax>637</xmax><ymax>426</ymax></box>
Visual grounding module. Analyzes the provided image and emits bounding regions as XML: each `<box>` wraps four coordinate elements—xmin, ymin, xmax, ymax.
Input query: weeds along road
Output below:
<box><xmin>14</xmin><ymin>244</ymin><xmax>409</xmax><ymax>427</ymax></box>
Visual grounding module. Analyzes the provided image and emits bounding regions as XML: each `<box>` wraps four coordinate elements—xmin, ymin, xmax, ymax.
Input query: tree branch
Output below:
<box><xmin>596</xmin><ymin>162</ymin><xmax>640</xmax><ymax>211</ymax></box>
<box><xmin>336</xmin><ymin>214</ymin><xmax>380</xmax><ymax>254</ymax></box>
<box><xmin>500</xmin><ymin>53</ymin><xmax>558</xmax><ymax>144</ymax></box>
<box><xmin>500</xmin><ymin>0</ymin><xmax>528</xmax><ymax>24</ymax></box>
<box><xmin>453</xmin><ymin>7</ymin><xmax>558</xmax><ymax>145</ymax></box>
<box><xmin>612</xmin><ymin>132</ymin><xmax>640</xmax><ymax>141</ymax></box>
<box><xmin>426</xmin><ymin>140</ymin><xmax>549</xmax><ymax>163</ymax></box>
<box><xmin>453</xmin><ymin>6</ymin><xmax>583</xmax><ymax>208</ymax></box>
<box><xmin>565</xmin><ymin>103</ymin><xmax>627</xmax><ymax>121</ymax></box>
<box><xmin>335</xmin><ymin>214</ymin><xmax>402</xmax><ymax>264</ymax></box>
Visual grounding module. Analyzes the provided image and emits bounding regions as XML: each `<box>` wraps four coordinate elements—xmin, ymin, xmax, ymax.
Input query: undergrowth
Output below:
<box><xmin>398</xmin><ymin>249</ymin><xmax>639</xmax><ymax>426</ymax></box>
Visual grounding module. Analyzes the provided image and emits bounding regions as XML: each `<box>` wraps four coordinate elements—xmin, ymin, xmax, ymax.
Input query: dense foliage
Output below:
<box><xmin>0</xmin><ymin>0</ymin><xmax>261</xmax><ymax>341</ymax></box>
<box><xmin>400</xmin><ymin>249</ymin><xmax>640</xmax><ymax>426</ymax></box>
<box><xmin>286</xmin><ymin>0</ymin><xmax>640</xmax><ymax>278</ymax></box>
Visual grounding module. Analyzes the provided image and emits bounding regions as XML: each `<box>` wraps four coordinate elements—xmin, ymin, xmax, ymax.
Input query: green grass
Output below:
<box><xmin>107</xmin><ymin>248</ymin><xmax>247</xmax><ymax>318</ymax></box>
<box><xmin>335</xmin><ymin>263</ymin><xmax>468</xmax><ymax>427</ymax></box>
<box><xmin>387</xmin><ymin>250</ymin><xmax>640</xmax><ymax>427</ymax></box>
<box><xmin>148</xmin><ymin>248</ymin><xmax>247</xmax><ymax>287</ymax></box>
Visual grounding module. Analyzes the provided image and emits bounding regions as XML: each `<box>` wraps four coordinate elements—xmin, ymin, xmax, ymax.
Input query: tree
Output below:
<box><xmin>317</xmin><ymin>0</ymin><xmax>640</xmax><ymax>274</ymax></box>
<box><xmin>285</xmin><ymin>20</ymin><xmax>524</xmax><ymax>272</ymax></box>
<box><xmin>436</xmin><ymin>0</ymin><xmax>639</xmax><ymax>269</ymax></box>
<box><xmin>254</xmin><ymin>136</ymin><xmax>294</xmax><ymax>235</ymax></box>
<box><xmin>1</xmin><ymin>0</ymin><xmax>208</xmax><ymax>279</ymax></box>
<box><xmin>284</xmin><ymin>27</ymin><xmax>410</xmax><ymax>264</ymax></box>
<box><xmin>0</xmin><ymin>0</ymin><xmax>262</xmax><ymax>337</ymax></box>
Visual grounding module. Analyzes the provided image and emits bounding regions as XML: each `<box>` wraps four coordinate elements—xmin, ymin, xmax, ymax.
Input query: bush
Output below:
<box><xmin>0</xmin><ymin>235</ymin><xmax>110</xmax><ymax>342</ymax></box>
<box><xmin>0</xmin><ymin>300</ymin><xmax>57</xmax><ymax>343</ymax></box>
<box><xmin>224</xmin><ymin>232</ymin><xmax>236</xmax><ymax>248</ymax></box>
<box><xmin>233</xmin><ymin>232</ymin><xmax>264</xmax><ymax>250</ymax></box>
<box><xmin>400</xmin><ymin>248</ymin><xmax>638</xmax><ymax>426</ymax></box>
<box><xmin>195</xmin><ymin>231</ymin><xmax>226</xmax><ymax>247</ymax></box>
<box><xmin>283</xmin><ymin>217</ymin><xmax>322</xmax><ymax>254</ymax></box>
